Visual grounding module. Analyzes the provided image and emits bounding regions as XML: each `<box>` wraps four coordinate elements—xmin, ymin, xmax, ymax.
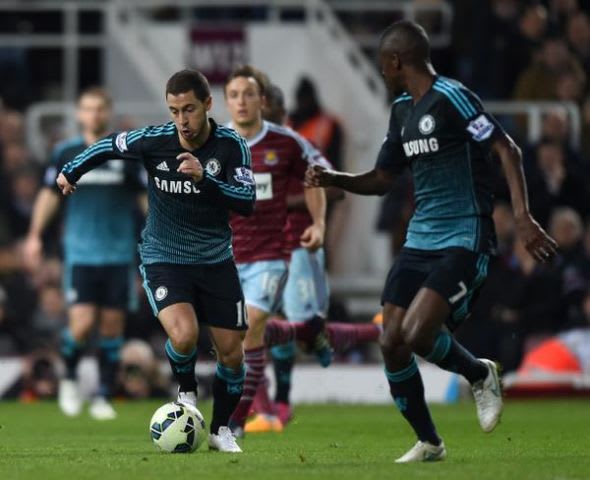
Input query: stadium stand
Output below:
<box><xmin>1</xmin><ymin>0</ymin><xmax>590</xmax><ymax>401</ymax></box>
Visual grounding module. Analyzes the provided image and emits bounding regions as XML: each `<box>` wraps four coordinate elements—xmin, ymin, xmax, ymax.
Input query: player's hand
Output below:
<box><xmin>23</xmin><ymin>234</ymin><xmax>43</xmax><ymax>272</ymax></box>
<box><xmin>56</xmin><ymin>173</ymin><xmax>76</xmax><ymax>195</ymax></box>
<box><xmin>177</xmin><ymin>152</ymin><xmax>204</xmax><ymax>182</ymax></box>
<box><xmin>300</xmin><ymin>222</ymin><xmax>325</xmax><ymax>251</ymax></box>
<box><xmin>305</xmin><ymin>165</ymin><xmax>336</xmax><ymax>188</ymax></box>
<box><xmin>515</xmin><ymin>213</ymin><xmax>558</xmax><ymax>263</ymax></box>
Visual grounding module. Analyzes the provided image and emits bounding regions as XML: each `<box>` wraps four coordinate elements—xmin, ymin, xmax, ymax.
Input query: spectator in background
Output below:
<box><xmin>289</xmin><ymin>77</ymin><xmax>344</xmax><ymax>171</ymax></box>
<box><xmin>17</xmin><ymin>350</ymin><xmax>59</xmax><ymax>402</ymax></box>
<box><xmin>0</xmin><ymin>110</ymin><xmax>25</xmax><ymax>145</ymax></box>
<box><xmin>117</xmin><ymin>339</ymin><xmax>169</xmax><ymax>399</ymax></box>
<box><xmin>32</xmin><ymin>283</ymin><xmax>66</xmax><ymax>349</ymax></box>
<box><xmin>566</xmin><ymin>11</ymin><xmax>590</xmax><ymax>75</ymax></box>
<box><xmin>8</xmin><ymin>166</ymin><xmax>39</xmax><ymax>238</ymax></box>
<box><xmin>527</xmin><ymin>140</ymin><xmax>590</xmax><ymax>226</ymax></box>
<box><xmin>548</xmin><ymin>208</ymin><xmax>590</xmax><ymax>328</ymax></box>
<box><xmin>0</xmin><ymin>285</ymin><xmax>30</xmax><ymax>354</ymax></box>
<box><xmin>541</xmin><ymin>109</ymin><xmax>570</xmax><ymax>144</ymax></box>
<box><xmin>492</xmin><ymin>201</ymin><xmax>516</xmax><ymax>258</ymax></box>
<box><xmin>581</xmin><ymin>96</ymin><xmax>590</xmax><ymax>157</ymax></box>
<box><xmin>548</xmin><ymin>0</ymin><xmax>581</xmax><ymax>32</ymax></box>
<box><xmin>469</xmin><ymin>0</ymin><xmax>520</xmax><ymax>98</ymax></box>
<box><xmin>514</xmin><ymin>36</ymin><xmax>585</xmax><ymax>100</ymax></box>
<box><xmin>555</xmin><ymin>68</ymin><xmax>587</xmax><ymax>104</ymax></box>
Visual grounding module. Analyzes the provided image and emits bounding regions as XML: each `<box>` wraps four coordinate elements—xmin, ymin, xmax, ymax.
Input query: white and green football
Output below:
<box><xmin>149</xmin><ymin>402</ymin><xmax>206</xmax><ymax>453</ymax></box>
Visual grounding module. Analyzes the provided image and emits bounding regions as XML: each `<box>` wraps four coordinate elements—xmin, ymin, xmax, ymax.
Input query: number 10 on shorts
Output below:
<box><xmin>236</xmin><ymin>300</ymin><xmax>247</xmax><ymax>327</ymax></box>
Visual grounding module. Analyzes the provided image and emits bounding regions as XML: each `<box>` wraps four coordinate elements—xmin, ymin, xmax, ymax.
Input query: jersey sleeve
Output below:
<box><xmin>374</xmin><ymin>107</ymin><xmax>407</xmax><ymax>173</ymax></box>
<box><xmin>200</xmin><ymin>135</ymin><xmax>256</xmax><ymax>216</ymax></box>
<box><xmin>60</xmin><ymin>129</ymin><xmax>145</xmax><ymax>184</ymax></box>
<box><xmin>297</xmin><ymin>134</ymin><xmax>332</xmax><ymax>169</ymax></box>
<box><xmin>447</xmin><ymin>86</ymin><xmax>505</xmax><ymax>153</ymax></box>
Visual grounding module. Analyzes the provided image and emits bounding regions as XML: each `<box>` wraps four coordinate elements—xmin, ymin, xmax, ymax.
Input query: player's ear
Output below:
<box><xmin>204</xmin><ymin>95</ymin><xmax>213</xmax><ymax>112</ymax></box>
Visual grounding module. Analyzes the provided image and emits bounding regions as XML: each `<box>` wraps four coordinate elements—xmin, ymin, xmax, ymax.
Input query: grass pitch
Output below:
<box><xmin>0</xmin><ymin>399</ymin><xmax>588</xmax><ymax>480</ymax></box>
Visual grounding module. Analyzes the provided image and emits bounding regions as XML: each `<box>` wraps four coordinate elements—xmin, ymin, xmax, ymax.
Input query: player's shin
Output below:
<box><xmin>211</xmin><ymin>363</ymin><xmax>245</xmax><ymax>435</ymax></box>
<box><xmin>264</xmin><ymin>319</ymin><xmax>296</xmax><ymax>345</ymax></box>
<box><xmin>424</xmin><ymin>331</ymin><xmax>487</xmax><ymax>384</ymax></box>
<box><xmin>385</xmin><ymin>355</ymin><xmax>441</xmax><ymax>445</ymax></box>
<box><xmin>327</xmin><ymin>323</ymin><xmax>381</xmax><ymax>353</ymax></box>
<box><xmin>164</xmin><ymin>338</ymin><xmax>197</xmax><ymax>393</ymax></box>
<box><xmin>271</xmin><ymin>342</ymin><xmax>296</xmax><ymax>405</ymax></box>
<box><xmin>229</xmin><ymin>345</ymin><xmax>265</xmax><ymax>430</ymax></box>
<box><xmin>97</xmin><ymin>336</ymin><xmax>123</xmax><ymax>398</ymax></box>
<box><xmin>60</xmin><ymin>328</ymin><xmax>84</xmax><ymax>380</ymax></box>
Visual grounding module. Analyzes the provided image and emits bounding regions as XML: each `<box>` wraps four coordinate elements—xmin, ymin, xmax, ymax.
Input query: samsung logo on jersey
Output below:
<box><xmin>154</xmin><ymin>177</ymin><xmax>200</xmax><ymax>194</ymax></box>
<box><xmin>403</xmin><ymin>138</ymin><xmax>439</xmax><ymax>157</ymax></box>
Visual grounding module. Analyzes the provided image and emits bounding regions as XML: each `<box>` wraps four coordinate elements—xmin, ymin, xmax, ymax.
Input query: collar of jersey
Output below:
<box><xmin>226</xmin><ymin>120</ymin><xmax>269</xmax><ymax>148</ymax></box>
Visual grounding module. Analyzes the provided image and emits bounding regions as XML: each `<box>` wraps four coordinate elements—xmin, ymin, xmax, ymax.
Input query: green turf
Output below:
<box><xmin>0</xmin><ymin>399</ymin><xmax>588</xmax><ymax>480</ymax></box>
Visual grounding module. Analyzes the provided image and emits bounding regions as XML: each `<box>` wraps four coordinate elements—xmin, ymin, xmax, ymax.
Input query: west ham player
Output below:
<box><xmin>56</xmin><ymin>70</ymin><xmax>255</xmax><ymax>453</ymax></box>
<box><xmin>224</xmin><ymin>66</ymin><xmax>327</xmax><ymax>435</ymax></box>
<box><xmin>247</xmin><ymin>84</ymin><xmax>381</xmax><ymax>432</ymax></box>
<box><xmin>24</xmin><ymin>87</ymin><xmax>145</xmax><ymax>420</ymax></box>
<box><xmin>307</xmin><ymin>21</ymin><xmax>557</xmax><ymax>462</ymax></box>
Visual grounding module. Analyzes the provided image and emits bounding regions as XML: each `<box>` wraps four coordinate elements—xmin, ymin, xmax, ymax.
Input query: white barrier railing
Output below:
<box><xmin>485</xmin><ymin>101</ymin><xmax>581</xmax><ymax>150</ymax></box>
<box><xmin>26</xmin><ymin>100</ymin><xmax>582</xmax><ymax>163</ymax></box>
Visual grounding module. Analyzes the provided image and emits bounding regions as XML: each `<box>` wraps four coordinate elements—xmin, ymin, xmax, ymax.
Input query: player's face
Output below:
<box><xmin>225</xmin><ymin>76</ymin><xmax>264</xmax><ymax>128</ymax></box>
<box><xmin>77</xmin><ymin>95</ymin><xmax>111</xmax><ymax>135</ymax></box>
<box><xmin>379</xmin><ymin>50</ymin><xmax>405</xmax><ymax>96</ymax></box>
<box><xmin>166</xmin><ymin>90</ymin><xmax>212</xmax><ymax>142</ymax></box>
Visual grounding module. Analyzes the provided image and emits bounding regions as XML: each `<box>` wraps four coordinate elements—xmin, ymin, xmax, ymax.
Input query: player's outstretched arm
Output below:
<box><xmin>300</xmin><ymin>186</ymin><xmax>326</xmax><ymax>251</ymax></box>
<box><xmin>23</xmin><ymin>187</ymin><xmax>61</xmax><ymax>271</ymax></box>
<box><xmin>493</xmin><ymin>134</ymin><xmax>558</xmax><ymax>262</ymax></box>
<box><xmin>59</xmin><ymin>130</ymin><xmax>143</xmax><ymax>190</ymax></box>
<box><xmin>305</xmin><ymin>165</ymin><xmax>394</xmax><ymax>196</ymax></box>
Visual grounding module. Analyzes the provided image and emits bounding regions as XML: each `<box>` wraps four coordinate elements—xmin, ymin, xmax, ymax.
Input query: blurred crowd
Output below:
<box><xmin>1</xmin><ymin>0</ymin><xmax>590</xmax><ymax>401</ymax></box>
<box><xmin>375</xmin><ymin>0</ymin><xmax>590</xmax><ymax>372</ymax></box>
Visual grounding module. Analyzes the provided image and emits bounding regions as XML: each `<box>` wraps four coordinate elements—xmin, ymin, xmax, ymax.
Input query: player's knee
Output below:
<box><xmin>69</xmin><ymin>319</ymin><xmax>93</xmax><ymax>342</ymax></box>
<box><xmin>401</xmin><ymin>319</ymin><xmax>431</xmax><ymax>356</ymax></box>
<box><xmin>244</xmin><ymin>313</ymin><xmax>267</xmax><ymax>343</ymax></box>
<box><xmin>217</xmin><ymin>348</ymin><xmax>244</xmax><ymax>369</ymax></box>
<box><xmin>168</xmin><ymin>322</ymin><xmax>198</xmax><ymax>352</ymax></box>
<box><xmin>379</xmin><ymin>328</ymin><xmax>402</xmax><ymax>358</ymax></box>
<box><xmin>99</xmin><ymin>317</ymin><xmax>124</xmax><ymax>338</ymax></box>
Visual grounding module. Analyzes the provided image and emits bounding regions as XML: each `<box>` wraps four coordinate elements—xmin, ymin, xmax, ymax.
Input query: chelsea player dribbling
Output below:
<box><xmin>57</xmin><ymin>69</ymin><xmax>255</xmax><ymax>453</ymax></box>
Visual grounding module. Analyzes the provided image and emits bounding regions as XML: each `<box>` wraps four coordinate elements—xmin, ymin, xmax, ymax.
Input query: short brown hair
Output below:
<box><xmin>166</xmin><ymin>69</ymin><xmax>211</xmax><ymax>102</ymax></box>
<box><xmin>78</xmin><ymin>86</ymin><xmax>112</xmax><ymax>107</ymax></box>
<box><xmin>224</xmin><ymin>65</ymin><xmax>269</xmax><ymax>97</ymax></box>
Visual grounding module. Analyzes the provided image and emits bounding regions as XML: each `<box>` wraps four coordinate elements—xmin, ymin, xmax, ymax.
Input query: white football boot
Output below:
<box><xmin>58</xmin><ymin>379</ymin><xmax>83</xmax><ymax>417</ymax></box>
<box><xmin>395</xmin><ymin>440</ymin><xmax>447</xmax><ymax>463</ymax></box>
<box><xmin>177</xmin><ymin>390</ymin><xmax>198</xmax><ymax>411</ymax></box>
<box><xmin>472</xmin><ymin>359</ymin><xmax>503</xmax><ymax>432</ymax></box>
<box><xmin>208</xmin><ymin>426</ymin><xmax>243</xmax><ymax>453</ymax></box>
<box><xmin>89</xmin><ymin>397</ymin><xmax>117</xmax><ymax>420</ymax></box>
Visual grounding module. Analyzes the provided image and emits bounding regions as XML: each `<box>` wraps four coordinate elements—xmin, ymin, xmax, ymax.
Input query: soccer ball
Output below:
<box><xmin>149</xmin><ymin>402</ymin><xmax>206</xmax><ymax>453</ymax></box>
